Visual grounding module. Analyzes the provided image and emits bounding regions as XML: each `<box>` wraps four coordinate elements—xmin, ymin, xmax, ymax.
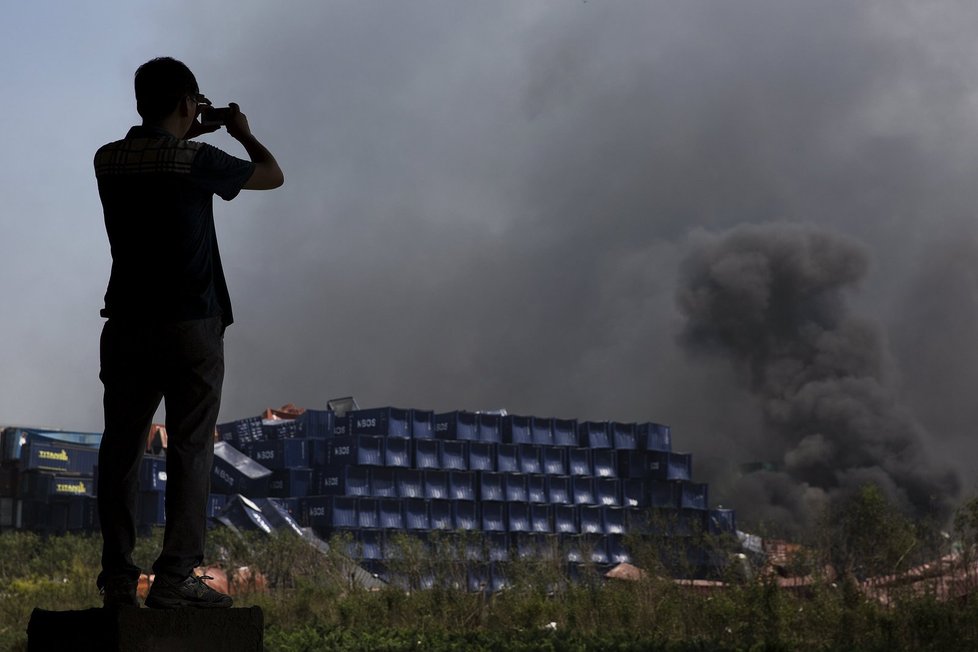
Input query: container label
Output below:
<box><xmin>55</xmin><ymin>480</ymin><xmax>88</xmax><ymax>495</ymax></box>
<box><xmin>215</xmin><ymin>468</ymin><xmax>235</xmax><ymax>487</ymax></box>
<box><xmin>39</xmin><ymin>449</ymin><xmax>70</xmax><ymax>462</ymax></box>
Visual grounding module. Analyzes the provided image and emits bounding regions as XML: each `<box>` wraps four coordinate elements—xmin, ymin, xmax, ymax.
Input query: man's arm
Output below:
<box><xmin>225</xmin><ymin>103</ymin><xmax>284</xmax><ymax>190</ymax></box>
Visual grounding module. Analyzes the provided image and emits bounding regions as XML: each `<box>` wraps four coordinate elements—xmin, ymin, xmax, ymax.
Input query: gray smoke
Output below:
<box><xmin>677</xmin><ymin>223</ymin><xmax>960</xmax><ymax>531</ymax></box>
<box><xmin>8</xmin><ymin>2</ymin><xmax>978</xmax><ymax>538</ymax></box>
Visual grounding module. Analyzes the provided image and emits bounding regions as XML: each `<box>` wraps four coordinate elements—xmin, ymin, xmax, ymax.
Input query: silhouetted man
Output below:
<box><xmin>94</xmin><ymin>57</ymin><xmax>283</xmax><ymax>608</ymax></box>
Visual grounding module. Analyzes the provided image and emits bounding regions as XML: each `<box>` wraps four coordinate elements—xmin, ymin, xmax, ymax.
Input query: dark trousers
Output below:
<box><xmin>97</xmin><ymin>317</ymin><xmax>224</xmax><ymax>585</ymax></box>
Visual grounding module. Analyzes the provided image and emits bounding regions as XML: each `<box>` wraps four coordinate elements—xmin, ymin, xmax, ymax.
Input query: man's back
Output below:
<box><xmin>95</xmin><ymin>125</ymin><xmax>252</xmax><ymax>325</ymax></box>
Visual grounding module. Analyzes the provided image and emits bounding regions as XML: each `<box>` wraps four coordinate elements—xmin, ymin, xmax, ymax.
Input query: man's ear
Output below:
<box><xmin>178</xmin><ymin>96</ymin><xmax>194</xmax><ymax>118</ymax></box>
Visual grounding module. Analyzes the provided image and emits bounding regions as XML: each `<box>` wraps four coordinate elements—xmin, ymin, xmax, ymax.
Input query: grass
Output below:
<box><xmin>4</xmin><ymin>488</ymin><xmax>978</xmax><ymax>651</ymax></box>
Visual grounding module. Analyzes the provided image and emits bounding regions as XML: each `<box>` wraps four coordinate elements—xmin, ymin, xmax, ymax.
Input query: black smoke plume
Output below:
<box><xmin>676</xmin><ymin>223</ymin><xmax>960</xmax><ymax>531</ymax></box>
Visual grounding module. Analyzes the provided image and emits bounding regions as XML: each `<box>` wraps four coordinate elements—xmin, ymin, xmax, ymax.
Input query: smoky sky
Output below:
<box><xmin>5</xmin><ymin>1</ymin><xmax>978</xmax><ymax>528</ymax></box>
<box><xmin>677</xmin><ymin>222</ymin><xmax>960</xmax><ymax>529</ymax></box>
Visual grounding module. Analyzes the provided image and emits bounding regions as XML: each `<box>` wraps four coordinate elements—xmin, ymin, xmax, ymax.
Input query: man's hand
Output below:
<box><xmin>225</xmin><ymin>103</ymin><xmax>252</xmax><ymax>141</ymax></box>
<box><xmin>183</xmin><ymin>118</ymin><xmax>221</xmax><ymax>140</ymax></box>
<box><xmin>183</xmin><ymin>95</ymin><xmax>221</xmax><ymax>140</ymax></box>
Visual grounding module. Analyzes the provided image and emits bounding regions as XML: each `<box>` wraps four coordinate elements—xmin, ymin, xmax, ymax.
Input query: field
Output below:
<box><xmin>4</xmin><ymin>488</ymin><xmax>978</xmax><ymax>651</ymax></box>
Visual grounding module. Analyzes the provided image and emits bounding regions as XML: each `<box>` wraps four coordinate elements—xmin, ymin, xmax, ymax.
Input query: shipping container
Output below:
<box><xmin>579</xmin><ymin>422</ymin><xmax>611</xmax><ymax>449</ymax></box>
<box><xmin>439</xmin><ymin>440</ymin><xmax>468</xmax><ymax>470</ymax></box>
<box><xmin>530</xmin><ymin>503</ymin><xmax>553</xmax><ymax>533</ymax></box>
<box><xmin>467</xmin><ymin>442</ymin><xmax>495</xmax><ymax>472</ymax></box>
<box><xmin>268</xmin><ymin>468</ymin><xmax>314</xmax><ymax>498</ymax></box>
<box><xmin>139</xmin><ymin>455</ymin><xmax>167</xmax><ymax>491</ymax></box>
<box><xmin>378</xmin><ymin>498</ymin><xmax>404</xmax><ymax>529</ymax></box>
<box><xmin>298</xmin><ymin>409</ymin><xmax>333</xmax><ymax>438</ymax></box>
<box><xmin>541</xmin><ymin>446</ymin><xmax>567</xmax><ymax>476</ymax></box>
<box><xmin>507</xmin><ymin>503</ymin><xmax>531</xmax><ymax>532</ymax></box>
<box><xmin>448</xmin><ymin>471</ymin><xmax>476</xmax><ymax>501</ymax></box>
<box><xmin>476</xmin><ymin>413</ymin><xmax>501</xmax><ymax>443</ymax></box>
<box><xmin>481</xmin><ymin>501</ymin><xmax>506</xmax><ymax>532</ymax></box>
<box><xmin>349</xmin><ymin>407</ymin><xmax>412</xmax><ymax>437</ymax></box>
<box><xmin>553</xmin><ymin>419</ymin><xmax>579</xmax><ymax>447</ymax></box>
<box><xmin>611</xmin><ymin>422</ymin><xmax>637</xmax><ymax>450</ymax></box>
<box><xmin>434</xmin><ymin>411</ymin><xmax>478</xmax><ymax>441</ymax></box>
<box><xmin>395</xmin><ymin>469</ymin><xmax>424</xmax><ymax>499</ymax></box>
<box><xmin>423</xmin><ymin>470</ymin><xmax>449</xmax><ymax>500</ymax></box>
<box><xmin>636</xmin><ymin>422</ymin><xmax>671</xmax><ymax>452</ymax></box>
<box><xmin>20</xmin><ymin>440</ymin><xmax>98</xmax><ymax>475</ymax></box>
<box><xmin>384</xmin><ymin>437</ymin><xmax>411</xmax><ymax>468</ymax></box>
<box><xmin>370</xmin><ymin>468</ymin><xmax>397</xmax><ymax>498</ymax></box>
<box><xmin>261</xmin><ymin>418</ymin><xmax>301</xmax><ymax>440</ymax></box>
<box><xmin>410</xmin><ymin>410</ymin><xmax>435</xmax><ymax>439</ymax></box>
<box><xmin>452</xmin><ymin>500</ymin><xmax>479</xmax><ymax>531</ymax></box>
<box><xmin>580</xmin><ymin>505</ymin><xmax>603</xmax><ymax>534</ymax></box>
<box><xmin>316</xmin><ymin>466</ymin><xmax>370</xmax><ymax>496</ymax></box>
<box><xmin>527</xmin><ymin>475</ymin><xmax>547</xmax><ymax>504</ymax></box>
<box><xmin>326</xmin><ymin>435</ymin><xmax>384</xmax><ymax>467</ymax></box>
<box><xmin>517</xmin><ymin>444</ymin><xmax>542</xmax><ymax>475</ymax></box>
<box><xmin>479</xmin><ymin>471</ymin><xmax>504</xmax><ymax>502</ymax></box>
<box><xmin>215</xmin><ymin>417</ymin><xmax>264</xmax><ymax>448</ymax></box>
<box><xmin>248</xmin><ymin>438</ymin><xmax>309</xmax><ymax>470</ymax></box>
<box><xmin>530</xmin><ymin>417</ymin><xmax>553</xmax><ymax>446</ymax></box>
<box><xmin>568</xmin><ymin>448</ymin><xmax>592</xmax><ymax>477</ymax></box>
<box><xmin>495</xmin><ymin>444</ymin><xmax>518</xmax><ymax>473</ymax></box>
<box><xmin>503</xmin><ymin>473</ymin><xmax>528</xmax><ymax>503</ymax></box>
<box><xmin>211</xmin><ymin>442</ymin><xmax>272</xmax><ymax>497</ymax></box>
<box><xmin>430</xmin><ymin>499</ymin><xmax>452</xmax><ymax>530</ymax></box>
<box><xmin>547</xmin><ymin>476</ymin><xmax>571</xmax><ymax>505</ymax></box>
<box><xmin>501</xmin><ymin>415</ymin><xmax>532</xmax><ymax>445</ymax></box>
<box><xmin>414</xmin><ymin>438</ymin><xmax>440</xmax><ymax>469</ymax></box>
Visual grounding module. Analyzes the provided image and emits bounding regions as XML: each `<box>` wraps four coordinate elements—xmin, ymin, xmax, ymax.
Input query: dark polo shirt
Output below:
<box><xmin>94</xmin><ymin>126</ymin><xmax>255</xmax><ymax>328</ymax></box>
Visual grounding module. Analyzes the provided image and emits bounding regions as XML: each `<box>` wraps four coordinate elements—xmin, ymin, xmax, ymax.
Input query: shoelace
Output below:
<box><xmin>191</xmin><ymin>574</ymin><xmax>217</xmax><ymax>594</ymax></box>
<box><xmin>99</xmin><ymin>579</ymin><xmax>134</xmax><ymax>595</ymax></box>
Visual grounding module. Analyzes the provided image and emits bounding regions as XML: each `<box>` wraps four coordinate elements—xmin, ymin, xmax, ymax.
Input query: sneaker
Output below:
<box><xmin>99</xmin><ymin>575</ymin><xmax>139</xmax><ymax>608</ymax></box>
<box><xmin>145</xmin><ymin>574</ymin><xmax>233</xmax><ymax>609</ymax></box>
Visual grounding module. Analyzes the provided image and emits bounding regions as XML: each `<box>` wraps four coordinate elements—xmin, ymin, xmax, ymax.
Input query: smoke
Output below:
<box><xmin>676</xmin><ymin>222</ymin><xmax>960</xmax><ymax>531</ymax></box>
<box><xmin>6</xmin><ymin>2</ymin><xmax>978</xmax><ymax>535</ymax></box>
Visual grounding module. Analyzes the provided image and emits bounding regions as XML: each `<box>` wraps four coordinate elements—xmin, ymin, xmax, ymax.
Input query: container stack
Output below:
<box><xmin>211</xmin><ymin>406</ymin><xmax>737</xmax><ymax>580</ymax></box>
<box><xmin>0</xmin><ymin>427</ymin><xmax>173</xmax><ymax>535</ymax></box>
<box><xmin>1</xmin><ymin>405</ymin><xmax>738</xmax><ymax>582</ymax></box>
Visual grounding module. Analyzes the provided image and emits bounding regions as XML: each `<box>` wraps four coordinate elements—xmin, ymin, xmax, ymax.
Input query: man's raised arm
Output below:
<box><xmin>225</xmin><ymin>102</ymin><xmax>284</xmax><ymax>190</ymax></box>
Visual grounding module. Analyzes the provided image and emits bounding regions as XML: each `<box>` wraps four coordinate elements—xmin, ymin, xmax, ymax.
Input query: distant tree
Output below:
<box><xmin>818</xmin><ymin>483</ymin><xmax>917</xmax><ymax>580</ymax></box>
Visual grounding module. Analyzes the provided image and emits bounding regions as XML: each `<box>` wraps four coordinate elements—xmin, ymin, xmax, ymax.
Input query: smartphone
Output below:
<box><xmin>200</xmin><ymin>106</ymin><xmax>232</xmax><ymax>127</ymax></box>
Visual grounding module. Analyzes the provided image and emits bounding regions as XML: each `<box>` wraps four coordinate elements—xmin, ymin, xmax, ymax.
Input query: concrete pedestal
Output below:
<box><xmin>27</xmin><ymin>605</ymin><xmax>263</xmax><ymax>652</ymax></box>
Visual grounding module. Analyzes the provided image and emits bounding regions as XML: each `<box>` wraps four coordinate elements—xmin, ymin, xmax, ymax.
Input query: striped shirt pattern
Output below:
<box><xmin>95</xmin><ymin>137</ymin><xmax>203</xmax><ymax>177</ymax></box>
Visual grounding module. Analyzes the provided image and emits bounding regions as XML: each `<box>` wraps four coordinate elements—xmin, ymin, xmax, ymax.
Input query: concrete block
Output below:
<box><xmin>27</xmin><ymin>605</ymin><xmax>263</xmax><ymax>652</ymax></box>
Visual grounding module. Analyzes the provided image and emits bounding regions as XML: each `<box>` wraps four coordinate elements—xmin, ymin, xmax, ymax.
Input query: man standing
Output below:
<box><xmin>94</xmin><ymin>57</ymin><xmax>283</xmax><ymax>608</ymax></box>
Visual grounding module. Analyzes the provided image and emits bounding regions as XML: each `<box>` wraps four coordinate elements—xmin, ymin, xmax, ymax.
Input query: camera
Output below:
<box><xmin>200</xmin><ymin>106</ymin><xmax>232</xmax><ymax>127</ymax></box>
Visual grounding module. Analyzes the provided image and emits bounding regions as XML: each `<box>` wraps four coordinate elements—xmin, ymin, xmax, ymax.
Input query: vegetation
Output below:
<box><xmin>5</xmin><ymin>487</ymin><xmax>978</xmax><ymax>651</ymax></box>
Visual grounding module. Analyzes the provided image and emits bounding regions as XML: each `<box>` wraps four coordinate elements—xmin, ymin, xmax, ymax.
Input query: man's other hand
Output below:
<box><xmin>225</xmin><ymin>103</ymin><xmax>252</xmax><ymax>141</ymax></box>
<box><xmin>183</xmin><ymin>118</ymin><xmax>221</xmax><ymax>140</ymax></box>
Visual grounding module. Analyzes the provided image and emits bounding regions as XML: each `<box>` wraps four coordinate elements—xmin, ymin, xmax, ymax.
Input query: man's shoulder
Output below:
<box><xmin>95</xmin><ymin>133</ymin><xmax>204</xmax><ymax>178</ymax></box>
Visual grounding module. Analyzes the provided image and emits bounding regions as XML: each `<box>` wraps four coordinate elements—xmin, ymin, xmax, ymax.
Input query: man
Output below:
<box><xmin>94</xmin><ymin>57</ymin><xmax>283</xmax><ymax>608</ymax></box>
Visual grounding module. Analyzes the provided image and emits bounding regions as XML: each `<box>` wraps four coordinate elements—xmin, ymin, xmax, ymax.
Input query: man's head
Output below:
<box><xmin>134</xmin><ymin>57</ymin><xmax>200</xmax><ymax>124</ymax></box>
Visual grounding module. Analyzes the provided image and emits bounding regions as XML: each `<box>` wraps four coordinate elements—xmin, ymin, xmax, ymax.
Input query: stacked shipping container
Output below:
<box><xmin>0</xmin><ymin>406</ymin><xmax>737</xmax><ymax>581</ymax></box>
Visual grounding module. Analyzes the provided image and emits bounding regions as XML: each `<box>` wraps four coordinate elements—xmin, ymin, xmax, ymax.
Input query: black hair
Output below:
<box><xmin>134</xmin><ymin>57</ymin><xmax>199</xmax><ymax>122</ymax></box>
